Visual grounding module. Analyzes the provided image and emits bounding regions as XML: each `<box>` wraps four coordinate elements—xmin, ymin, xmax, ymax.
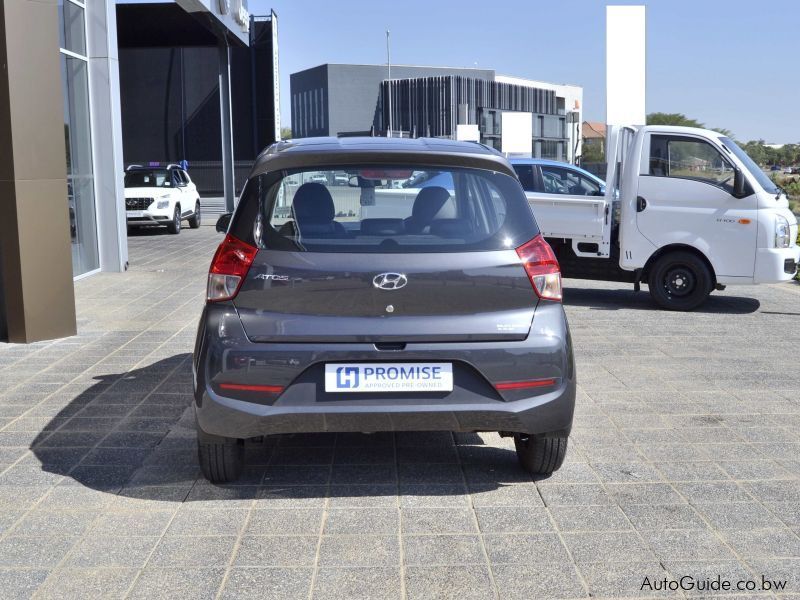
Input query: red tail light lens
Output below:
<box><xmin>207</xmin><ymin>234</ymin><xmax>258</xmax><ymax>302</ymax></box>
<box><xmin>516</xmin><ymin>234</ymin><xmax>562</xmax><ymax>301</ymax></box>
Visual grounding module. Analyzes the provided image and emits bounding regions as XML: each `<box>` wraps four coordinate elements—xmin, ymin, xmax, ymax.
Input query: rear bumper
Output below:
<box><xmin>193</xmin><ymin>303</ymin><xmax>576</xmax><ymax>439</ymax></box>
<box><xmin>753</xmin><ymin>246</ymin><xmax>800</xmax><ymax>283</ymax></box>
<box><xmin>196</xmin><ymin>380</ymin><xmax>575</xmax><ymax>438</ymax></box>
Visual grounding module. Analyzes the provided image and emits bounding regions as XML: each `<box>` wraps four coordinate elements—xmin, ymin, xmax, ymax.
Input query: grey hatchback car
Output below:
<box><xmin>193</xmin><ymin>137</ymin><xmax>575</xmax><ymax>483</ymax></box>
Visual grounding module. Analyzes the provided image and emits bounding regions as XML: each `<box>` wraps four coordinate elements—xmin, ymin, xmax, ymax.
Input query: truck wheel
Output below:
<box><xmin>514</xmin><ymin>434</ymin><xmax>567</xmax><ymax>475</ymax></box>
<box><xmin>197</xmin><ymin>427</ymin><xmax>244</xmax><ymax>483</ymax></box>
<box><xmin>167</xmin><ymin>206</ymin><xmax>181</xmax><ymax>234</ymax></box>
<box><xmin>188</xmin><ymin>202</ymin><xmax>201</xmax><ymax>229</ymax></box>
<box><xmin>647</xmin><ymin>251</ymin><xmax>712</xmax><ymax>311</ymax></box>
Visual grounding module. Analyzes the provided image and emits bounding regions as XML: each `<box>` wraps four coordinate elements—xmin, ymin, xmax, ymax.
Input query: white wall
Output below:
<box><xmin>495</xmin><ymin>75</ymin><xmax>583</xmax><ymax>163</ymax></box>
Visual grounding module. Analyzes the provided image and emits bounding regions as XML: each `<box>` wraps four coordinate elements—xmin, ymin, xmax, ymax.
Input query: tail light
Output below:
<box><xmin>516</xmin><ymin>234</ymin><xmax>562</xmax><ymax>301</ymax></box>
<box><xmin>207</xmin><ymin>234</ymin><xmax>258</xmax><ymax>302</ymax></box>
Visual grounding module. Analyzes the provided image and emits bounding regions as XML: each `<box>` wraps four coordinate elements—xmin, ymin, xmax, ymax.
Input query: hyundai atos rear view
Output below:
<box><xmin>192</xmin><ymin>137</ymin><xmax>575</xmax><ymax>483</ymax></box>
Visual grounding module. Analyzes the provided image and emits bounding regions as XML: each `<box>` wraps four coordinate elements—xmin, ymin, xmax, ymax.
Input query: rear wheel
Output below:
<box><xmin>167</xmin><ymin>206</ymin><xmax>181</xmax><ymax>234</ymax></box>
<box><xmin>188</xmin><ymin>201</ymin><xmax>201</xmax><ymax>229</ymax></box>
<box><xmin>197</xmin><ymin>426</ymin><xmax>244</xmax><ymax>483</ymax></box>
<box><xmin>647</xmin><ymin>251</ymin><xmax>712</xmax><ymax>311</ymax></box>
<box><xmin>514</xmin><ymin>434</ymin><xmax>567</xmax><ymax>475</ymax></box>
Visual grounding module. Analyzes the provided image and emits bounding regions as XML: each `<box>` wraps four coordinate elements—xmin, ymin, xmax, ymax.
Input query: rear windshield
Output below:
<box><xmin>238</xmin><ymin>165</ymin><xmax>538</xmax><ymax>253</ymax></box>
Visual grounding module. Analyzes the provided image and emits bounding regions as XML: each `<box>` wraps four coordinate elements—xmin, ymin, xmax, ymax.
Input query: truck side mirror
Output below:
<box><xmin>733</xmin><ymin>169</ymin><xmax>747</xmax><ymax>197</ymax></box>
<box><xmin>216</xmin><ymin>213</ymin><xmax>232</xmax><ymax>233</ymax></box>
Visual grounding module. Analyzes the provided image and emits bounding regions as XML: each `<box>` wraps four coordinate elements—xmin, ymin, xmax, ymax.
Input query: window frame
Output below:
<box><xmin>537</xmin><ymin>165</ymin><xmax>602</xmax><ymax>197</ymax></box>
<box><xmin>646</xmin><ymin>134</ymin><xmax>738</xmax><ymax>194</ymax></box>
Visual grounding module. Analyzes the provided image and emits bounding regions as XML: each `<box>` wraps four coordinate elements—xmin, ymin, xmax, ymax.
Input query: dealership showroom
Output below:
<box><xmin>0</xmin><ymin>1</ymin><xmax>799</xmax><ymax>598</ymax></box>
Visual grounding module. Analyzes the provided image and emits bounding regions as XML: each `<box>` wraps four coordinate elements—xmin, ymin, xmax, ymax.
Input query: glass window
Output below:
<box><xmin>512</xmin><ymin>165</ymin><xmax>535</xmax><ymax>192</ymax></box>
<box><xmin>649</xmin><ymin>135</ymin><xmax>736</xmax><ymax>191</ymax></box>
<box><xmin>61</xmin><ymin>54</ymin><xmax>98</xmax><ymax>276</ymax></box>
<box><xmin>58</xmin><ymin>0</ymin><xmax>86</xmax><ymax>56</ymax></box>
<box><xmin>540</xmin><ymin>166</ymin><xmax>601</xmax><ymax>196</ymax></box>
<box><xmin>257</xmin><ymin>166</ymin><xmax>538</xmax><ymax>253</ymax></box>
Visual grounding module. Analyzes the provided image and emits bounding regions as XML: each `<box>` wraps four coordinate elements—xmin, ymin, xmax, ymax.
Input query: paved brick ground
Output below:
<box><xmin>0</xmin><ymin>225</ymin><xmax>799</xmax><ymax>599</ymax></box>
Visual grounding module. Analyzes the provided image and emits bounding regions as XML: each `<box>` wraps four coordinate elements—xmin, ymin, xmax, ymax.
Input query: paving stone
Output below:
<box><xmin>402</xmin><ymin>534</ymin><xmax>485</xmax><ymax>566</ymax></box>
<box><xmin>65</xmin><ymin>535</ymin><xmax>158</xmax><ymax>568</ymax></box>
<box><xmin>643</xmin><ymin>529</ymin><xmax>737</xmax><ymax>561</ymax></box>
<box><xmin>0</xmin><ymin>536</ymin><xmax>77</xmax><ymax>567</ymax></box>
<box><xmin>469</xmin><ymin>483</ymin><xmax>544</xmax><ymax>507</ymax></box>
<box><xmin>317</xmin><ymin>535</ymin><xmax>399</xmax><ymax>567</ymax></box>
<box><xmin>147</xmin><ymin>535</ymin><xmax>237</xmax><ymax>567</ymax></box>
<box><xmin>405</xmin><ymin>565</ymin><xmax>493</xmax><ymax>600</ymax></box>
<box><xmin>538</xmin><ymin>484</ymin><xmax>614</xmax><ymax>506</ymax></box>
<box><xmin>721</xmin><ymin>528</ymin><xmax>800</xmax><ymax>559</ymax></box>
<box><xmin>128</xmin><ymin>567</ymin><xmax>226</xmax><ymax>600</ymax></box>
<box><xmin>245</xmin><ymin>508</ymin><xmax>323</xmax><ymax>535</ymax></box>
<box><xmin>221</xmin><ymin>567</ymin><xmax>313</xmax><ymax>600</ymax></box>
<box><xmin>313</xmin><ymin>566</ymin><xmax>401</xmax><ymax>600</ymax></box>
<box><xmin>323</xmin><ymin>508</ymin><xmax>399</xmax><ymax>535</ymax></box>
<box><xmin>0</xmin><ymin>568</ymin><xmax>50</xmax><ymax>600</ymax></box>
<box><xmin>579</xmin><ymin>560</ymin><xmax>676</xmax><ymax>597</ymax></box>
<box><xmin>401</xmin><ymin>507</ymin><xmax>477</xmax><ymax>534</ymax></box>
<box><xmin>563</xmin><ymin>530</ymin><xmax>654</xmax><ymax>564</ymax></box>
<box><xmin>166</xmin><ymin>507</ymin><xmax>248</xmax><ymax>536</ymax></box>
<box><xmin>234</xmin><ymin>535</ymin><xmax>318</xmax><ymax>566</ymax></box>
<box><xmin>10</xmin><ymin>509</ymin><xmax>98</xmax><ymax>537</ymax></box>
<box><xmin>697</xmin><ymin>502</ymin><xmax>785</xmax><ymax>530</ymax></box>
<box><xmin>492</xmin><ymin>563</ymin><xmax>587</xmax><ymax>599</ymax></box>
<box><xmin>35</xmin><ymin>568</ymin><xmax>139</xmax><ymax>599</ymax></box>
<box><xmin>622</xmin><ymin>503</ymin><xmax>708</xmax><ymax>530</ymax></box>
<box><xmin>483</xmin><ymin>533</ymin><xmax>570</xmax><ymax>565</ymax></box>
<box><xmin>474</xmin><ymin>506</ymin><xmax>553</xmax><ymax>533</ymax></box>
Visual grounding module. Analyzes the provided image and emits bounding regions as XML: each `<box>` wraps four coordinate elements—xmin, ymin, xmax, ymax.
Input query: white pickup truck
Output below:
<box><xmin>515</xmin><ymin>126</ymin><xmax>799</xmax><ymax>310</ymax></box>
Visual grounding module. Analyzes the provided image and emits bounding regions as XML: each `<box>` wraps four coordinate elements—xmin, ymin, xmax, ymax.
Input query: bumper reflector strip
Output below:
<box><xmin>494</xmin><ymin>378</ymin><xmax>557</xmax><ymax>391</ymax></box>
<box><xmin>220</xmin><ymin>383</ymin><xmax>284</xmax><ymax>394</ymax></box>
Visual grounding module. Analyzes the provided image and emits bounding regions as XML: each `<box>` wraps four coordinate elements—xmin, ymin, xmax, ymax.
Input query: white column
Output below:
<box><xmin>606</xmin><ymin>5</ymin><xmax>646</xmax><ymax>128</ymax></box>
<box><xmin>86</xmin><ymin>0</ymin><xmax>128</xmax><ymax>272</ymax></box>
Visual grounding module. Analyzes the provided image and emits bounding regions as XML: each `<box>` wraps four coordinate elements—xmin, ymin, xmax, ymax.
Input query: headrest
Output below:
<box><xmin>292</xmin><ymin>183</ymin><xmax>335</xmax><ymax>223</ymax></box>
<box><xmin>411</xmin><ymin>186</ymin><xmax>450</xmax><ymax>222</ymax></box>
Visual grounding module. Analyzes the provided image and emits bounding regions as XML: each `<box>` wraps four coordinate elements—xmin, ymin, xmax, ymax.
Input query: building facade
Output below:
<box><xmin>290</xmin><ymin>63</ymin><xmax>582</xmax><ymax>163</ymax></box>
<box><xmin>0</xmin><ymin>0</ymin><xmax>260</xmax><ymax>342</ymax></box>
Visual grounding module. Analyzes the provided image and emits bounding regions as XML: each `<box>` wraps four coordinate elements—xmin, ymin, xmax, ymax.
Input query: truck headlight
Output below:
<box><xmin>775</xmin><ymin>215</ymin><xmax>791</xmax><ymax>248</ymax></box>
<box><xmin>156</xmin><ymin>200</ymin><xmax>170</xmax><ymax>209</ymax></box>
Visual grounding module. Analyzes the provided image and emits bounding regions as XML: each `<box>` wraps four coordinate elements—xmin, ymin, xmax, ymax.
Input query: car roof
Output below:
<box><xmin>250</xmin><ymin>137</ymin><xmax>516</xmax><ymax>178</ymax></box>
<box><xmin>508</xmin><ymin>158</ymin><xmax>605</xmax><ymax>182</ymax></box>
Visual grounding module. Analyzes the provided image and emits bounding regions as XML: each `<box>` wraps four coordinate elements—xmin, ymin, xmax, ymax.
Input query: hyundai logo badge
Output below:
<box><xmin>373</xmin><ymin>272</ymin><xmax>408</xmax><ymax>290</ymax></box>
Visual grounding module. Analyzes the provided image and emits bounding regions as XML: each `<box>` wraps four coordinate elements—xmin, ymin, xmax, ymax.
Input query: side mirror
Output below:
<box><xmin>348</xmin><ymin>176</ymin><xmax>360</xmax><ymax>187</ymax></box>
<box><xmin>216</xmin><ymin>213</ymin><xmax>232</xmax><ymax>233</ymax></box>
<box><xmin>733</xmin><ymin>169</ymin><xmax>747</xmax><ymax>197</ymax></box>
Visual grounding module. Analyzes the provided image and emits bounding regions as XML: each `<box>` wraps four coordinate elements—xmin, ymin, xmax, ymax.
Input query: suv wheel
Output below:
<box><xmin>197</xmin><ymin>426</ymin><xmax>244</xmax><ymax>483</ymax></box>
<box><xmin>647</xmin><ymin>251</ymin><xmax>712</xmax><ymax>311</ymax></box>
<box><xmin>514</xmin><ymin>434</ymin><xmax>567</xmax><ymax>475</ymax></box>
<box><xmin>167</xmin><ymin>206</ymin><xmax>181</xmax><ymax>234</ymax></box>
<box><xmin>188</xmin><ymin>202</ymin><xmax>201</xmax><ymax>229</ymax></box>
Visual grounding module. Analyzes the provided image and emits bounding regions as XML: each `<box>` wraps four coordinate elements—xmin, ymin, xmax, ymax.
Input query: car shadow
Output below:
<box><xmin>562</xmin><ymin>286</ymin><xmax>761</xmax><ymax>314</ymax></box>
<box><xmin>29</xmin><ymin>355</ymin><xmax>514</xmax><ymax>502</ymax></box>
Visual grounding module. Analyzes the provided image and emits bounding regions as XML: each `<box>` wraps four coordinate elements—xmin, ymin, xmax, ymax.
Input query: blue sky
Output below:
<box><xmin>249</xmin><ymin>0</ymin><xmax>798</xmax><ymax>143</ymax></box>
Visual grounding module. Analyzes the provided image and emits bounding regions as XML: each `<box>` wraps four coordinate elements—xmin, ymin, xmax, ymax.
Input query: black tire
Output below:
<box><xmin>166</xmin><ymin>205</ymin><xmax>181</xmax><ymax>234</ymax></box>
<box><xmin>514</xmin><ymin>435</ymin><xmax>568</xmax><ymax>474</ymax></box>
<box><xmin>197</xmin><ymin>430</ymin><xmax>244</xmax><ymax>484</ymax></box>
<box><xmin>188</xmin><ymin>201</ymin><xmax>201</xmax><ymax>229</ymax></box>
<box><xmin>647</xmin><ymin>250</ymin><xmax>712</xmax><ymax>311</ymax></box>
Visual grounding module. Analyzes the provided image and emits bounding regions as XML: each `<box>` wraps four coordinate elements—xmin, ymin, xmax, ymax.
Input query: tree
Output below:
<box><xmin>280</xmin><ymin>127</ymin><xmax>292</xmax><ymax>140</ymax></box>
<box><xmin>646</xmin><ymin>112</ymin><xmax>704</xmax><ymax>128</ymax></box>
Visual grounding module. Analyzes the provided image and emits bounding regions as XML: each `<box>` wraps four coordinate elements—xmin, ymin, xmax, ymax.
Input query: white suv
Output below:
<box><xmin>124</xmin><ymin>164</ymin><xmax>201</xmax><ymax>234</ymax></box>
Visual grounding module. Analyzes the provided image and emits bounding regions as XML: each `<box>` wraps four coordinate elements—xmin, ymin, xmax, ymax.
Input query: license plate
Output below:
<box><xmin>324</xmin><ymin>363</ymin><xmax>453</xmax><ymax>393</ymax></box>
<box><xmin>127</xmin><ymin>210</ymin><xmax>144</xmax><ymax>217</ymax></box>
